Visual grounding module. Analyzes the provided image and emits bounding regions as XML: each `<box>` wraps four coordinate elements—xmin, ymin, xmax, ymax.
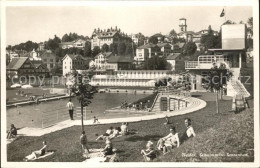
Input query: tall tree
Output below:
<box><xmin>169</xmin><ymin>29</ymin><xmax>177</xmax><ymax>37</ymax></box>
<box><xmin>148</xmin><ymin>36</ymin><xmax>158</xmax><ymax>44</ymax></box>
<box><xmin>143</xmin><ymin>55</ymin><xmax>169</xmax><ymax>70</ymax></box>
<box><xmin>125</xmin><ymin>43</ymin><xmax>135</xmax><ymax>56</ymax></box>
<box><xmin>117</xmin><ymin>42</ymin><xmax>126</xmax><ymax>55</ymax></box>
<box><xmin>92</xmin><ymin>46</ymin><xmax>100</xmax><ymax>57</ymax></box>
<box><xmin>183</xmin><ymin>42</ymin><xmax>197</xmax><ymax>56</ymax></box>
<box><xmin>84</xmin><ymin>41</ymin><xmax>92</xmax><ymax>57</ymax></box>
<box><xmin>101</xmin><ymin>43</ymin><xmax>109</xmax><ymax>52</ymax></box>
<box><xmin>109</xmin><ymin>43</ymin><xmax>118</xmax><ymax>55</ymax></box>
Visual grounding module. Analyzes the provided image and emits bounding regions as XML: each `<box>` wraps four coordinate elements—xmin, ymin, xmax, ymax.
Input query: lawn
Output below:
<box><xmin>7</xmin><ymin>93</ymin><xmax>254</xmax><ymax>162</ymax></box>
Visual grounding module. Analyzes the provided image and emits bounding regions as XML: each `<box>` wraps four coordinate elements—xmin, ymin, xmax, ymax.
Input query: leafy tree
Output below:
<box><xmin>50</xmin><ymin>65</ymin><xmax>62</xmax><ymax>76</ymax></box>
<box><xmin>101</xmin><ymin>43</ymin><xmax>109</xmax><ymax>52</ymax></box>
<box><xmin>46</xmin><ymin>35</ymin><xmax>61</xmax><ymax>51</ymax></box>
<box><xmin>169</xmin><ymin>29</ymin><xmax>177</xmax><ymax>37</ymax></box>
<box><xmin>69</xmin><ymin>71</ymin><xmax>96</xmax><ymax>131</ymax></box>
<box><xmin>183</xmin><ymin>42</ymin><xmax>197</xmax><ymax>56</ymax></box>
<box><xmin>223</xmin><ymin>20</ymin><xmax>236</xmax><ymax>25</ymax></box>
<box><xmin>117</xmin><ymin>42</ymin><xmax>126</xmax><ymax>55</ymax></box>
<box><xmin>125</xmin><ymin>43</ymin><xmax>135</xmax><ymax>56</ymax></box>
<box><xmin>109</xmin><ymin>43</ymin><xmax>118</xmax><ymax>55</ymax></box>
<box><xmin>6</xmin><ymin>45</ymin><xmax>12</xmax><ymax>50</ymax></box>
<box><xmin>143</xmin><ymin>55</ymin><xmax>168</xmax><ymax>70</ymax></box>
<box><xmin>200</xmin><ymin>25</ymin><xmax>220</xmax><ymax>50</ymax></box>
<box><xmin>247</xmin><ymin>17</ymin><xmax>253</xmax><ymax>36</ymax></box>
<box><xmin>148</xmin><ymin>36</ymin><xmax>158</xmax><ymax>44</ymax></box>
<box><xmin>92</xmin><ymin>46</ymin><xmax>100</xmax><ymax>57</ymax></box>
<box><xmin>84</xmin><ymin>41</ymin><xmax>92</xmax><ymax>57</ymax></box>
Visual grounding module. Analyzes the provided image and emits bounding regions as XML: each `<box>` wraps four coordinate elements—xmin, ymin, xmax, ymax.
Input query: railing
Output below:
<box><xmin>185</xmin><ymin>61</ymin><xmax>198</xmax><ymax>69</ymax></box>
<box><xmin>149</xmin><ymin>92</ymin><xmax>159</xmax><ymax>112</ymax></box>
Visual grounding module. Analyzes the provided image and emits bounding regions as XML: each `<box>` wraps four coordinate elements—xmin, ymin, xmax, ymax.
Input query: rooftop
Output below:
<box><xmin>166</xmin><ymin>53</ymin><xmax>181</xmax><ymax>60</ymax></box>
<box><xmin>107</xmin><ymin>56</ymin><xmax>133</xmax><ymax>63</ymax></box>
<box><xmin>7</xmin><ymin>57</ymin><xmax>29</xmax><ymax>70</ymax></box>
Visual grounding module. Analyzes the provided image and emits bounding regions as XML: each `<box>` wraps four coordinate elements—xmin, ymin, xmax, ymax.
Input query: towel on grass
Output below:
<box><xmin>24</xmin><ymin>151</ymin><xmax>54</xmax><ymax>161</ymax></box>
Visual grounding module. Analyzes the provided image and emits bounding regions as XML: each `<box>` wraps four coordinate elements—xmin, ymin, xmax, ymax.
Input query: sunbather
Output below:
<box><xmin>141</xmin><ymin>141</ymin><xmax>156</xmax><ymax>161</ymax></box>
<box><xmin>96</xmin><ymin>127</ymin><xmax>113</xmax><ymax>141</ymax></box>
<box><xmin>157</xmin><ymin>126</ymin><xmax>179</xmax><ymax>154</ymax></box>
<box><xmin>120</xmin><ymin>122</ymin><xmax>128</xmax><ymax>135</ymax></box>
<box><xmin>179</xmin><ymin>118</ymin><xmax>196</xmax><ymax>144</ymax></box>
<box><xmin>6</xmin><ymin>124</ymin><xmax>17</xmax><ymax>139</ymax></box>
<box><xmin>101</xmin><ymin>140</ymin><xmax>113</xmax><ymax>157</ymax></box>
<box><xmin>25</xmin><ymin>141</ymin><xmax>47</xmax><ymax>160</ymax></box>
<box><xmin>109</xmin><ymin>127</ymin><xmax>121</xmax><ymax>139</ymax></box>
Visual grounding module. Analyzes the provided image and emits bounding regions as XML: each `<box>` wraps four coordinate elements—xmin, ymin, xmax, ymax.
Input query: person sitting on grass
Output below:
<box><xmin>80</xmin><ymin>131</ymin><xmax>90</xmax><ymax>154</ymax></box>
<box><xmin>93</xmin><ymin>116</ymin><xmax>100</xmax><ymax>124</ymax></box>
<box><xmin>7</xmin><ymin>124</ymin><xmax>17</xmax><ymax>139</ymax></box>
<box><xmin>157</xmin><ymin>126</ymin><xmax>180</xmax><ymax>154</ymax></box>
<box><xmin>96</xmin><ymin>127</ymin><xmax>114</xmax><ymax>141</ymax></box>
<box><xmin>120</xmin><ymin>122</ymin><xmax>128</xmax><ymax>135</ymax></box>
<box><xmin>101</xmin><ymin>139</ymin><xmax>114</xmax><ymax>157</ymax></box>
<box><xmin>141</xmin><ymin>141</ymin><xmax>156</xmax><ymax>161</ymax></box>
<box><xmin>179</xmin><ymin>118</ymin><xmax>196</xmax><ymax>144</ymax></box>
<box><xmin>32</xmin><ymin>141</ymin><xmax>47</xmax><ymax>159</ymax></box>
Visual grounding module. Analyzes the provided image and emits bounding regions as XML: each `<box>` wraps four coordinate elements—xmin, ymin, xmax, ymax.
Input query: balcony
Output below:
<box><xmin>185</xmin><ymin>55</ymin><xmax>230</xmax><ymax>70</ymax></box>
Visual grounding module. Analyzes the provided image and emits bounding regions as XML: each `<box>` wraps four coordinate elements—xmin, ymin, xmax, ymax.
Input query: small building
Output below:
<box><xmin>40</xmin><ymin>50</ymin><xmax>57</xmax><ymax>70</ymax></box>
<box><xmin>93</xmin><ymin>52</ymin><xmax>114</xmax><ymax>70</ymax></box>
<box><xmin>157</xmin><ymin>43</ymin><xmax>172</xmax><ymax>56</ymax></box>
<box><xmin>59</xmin><ymin>39</ymin><xmax>86</xmax><ymax>49</ymax></box>
<box><xmin>166</xmin><ymin>53</ymin><xmax>181</xmax><ymax>71</ymax></box>
<box><xmin>62</xmin><ymin>54</ymin><xmax>89</xmax><ymax>76</ymax></box>
<box><xmin>135</xmin><ymin>44</ymin><xmax>161</xmax><ymax>62</ymax></box>
<box><xmin>106</xmin><ymin>56</ymin><xmax>134</xmax><ymax>71</ymax></box>
<box><xmin>31</xmin><ymin>60</ymin><xmax>50</xmax><ymax>77</ymax></box>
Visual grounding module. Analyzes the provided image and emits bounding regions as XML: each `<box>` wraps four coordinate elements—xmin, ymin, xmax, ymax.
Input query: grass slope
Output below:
<box><xmin>7</xmin><ymin>93</ymin><xmax>254</xmax><ymax>162</ymax></box>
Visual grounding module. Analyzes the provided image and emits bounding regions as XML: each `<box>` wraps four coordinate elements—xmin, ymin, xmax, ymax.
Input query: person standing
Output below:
<box><xmin>80</xmin><ymin>131</ymin><xmax>90</xmax><ymax>154</ymax></box>
<box><xmin>66</xmin><ymin>99</ymin><xmax>74</xmax><ymax>120</ymax></box>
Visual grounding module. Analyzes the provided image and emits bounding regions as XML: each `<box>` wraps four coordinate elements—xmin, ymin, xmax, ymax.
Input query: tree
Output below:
<box><xmin>92</xmin><ymin>46</ymin><xmax>100</xmax><ymax>57</ymax></box>
<box><xmin>50</xmin><ymin>65</ymin><xmax>62</xmax><ymax>76</ymax></box>
<box><xmin>200</xmin><ymin>25</ymin><xmax>220</xmax><ymax>50</ymax></box>
<box><xmin>117</xmin><ymin>42</ymin><xmax>126</xmax><ymax>55</ymax></box>
<box><xmin>125</xmin><ymin>43</ymin><xmax>135</xmax><ymax>56</ymax></box>
<box><xmin>6</xmin><ymin>45</ymin><xmax>12</xmax><ymax>50</ymax></box>
<box><xmin>148</xmin><ymin>36</ymin><xmax>158</xmax><ymax>44</ymax></box>
<box><xmin>143</xmin><ymin>56</ymin><xmax>168</xmax><ymax>70</ymax></box>
<box><xmin>203</xmin><ymin>64</ymin><xmax>229</xmax><ymax>113</ymax></box>
<box><xmin>101</xmin><ymin>43</ymin><xmax>109</xmax><ymax>52</ymax></box>
<box><xmin>62</xmin><ymin>33</ymin><xmax>71</xmax><ymax>42</ymax></box>
<box><xmin>247</xmin><ymin>17</ymin><xmax>253</xmax><ymax>36</ymax></box>
<box><xmin>223</xmin><ymin>20</ymin><xmax>236</xmax><ymax>25</ymax></box>
<box><xmin>70</xmin><ymin>71</ymin><xmax>96</xmax><ymax>132</ymax></box>
<box><xmin>109</xmin><ymin>43</ymin><xmax>118</xmax><ymax>55</ymax></box>
<box><xmin>84</xmin><ymin>41</ymin><xmax>92</xmax><ymax>57</ymax></box>
<box><xmin>169</xmin><ymin>29</ymin><xmax>177</xmax><ymax>38</ymax></box>
<box><xmin>183</xmin><ymin>42</ymin><xmax>197</xmax><ymax>56</ymax></box>
<box><xmin>46</xmin><ymin>35</ymin><xmax>61</xmax><ymax>51</ymax></box>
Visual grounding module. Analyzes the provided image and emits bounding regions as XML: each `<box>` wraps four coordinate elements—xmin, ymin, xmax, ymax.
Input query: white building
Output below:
<box><xmin>59</xmin><ymin>39</ymin><xmax>86</xmax><ymax>49</ymax></box>
<box><xmin>93</xmin><ymin>52</ymin><xmax>114</xmax><ymax>70</ymax></box>
<box><xmin>166</xmin><ymin>53</ymin><xmax>181</xmax><ymax>71</ymax></box>
<box><xmin>62</xmin><ymin>54</ymin><xmax>89</xmax><ymax>76</ymax></box>
<box><xmin>135</xmin><ymin>44</ymin><xmax>161</xmax><ymax>62</ymax></box>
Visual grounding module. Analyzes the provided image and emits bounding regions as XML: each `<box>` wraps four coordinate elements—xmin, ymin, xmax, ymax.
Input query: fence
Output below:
<box><xmin>41</xmin><ymin>106</ymin><xmax>90</xmax><ymax>128</ymax></box>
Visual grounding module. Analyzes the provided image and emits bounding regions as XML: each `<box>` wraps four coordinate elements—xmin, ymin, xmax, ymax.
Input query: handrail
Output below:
<box><xmin>149</xmin><ymin>92</ymin><xmax>159</xmax><ymax>112</ymax></box>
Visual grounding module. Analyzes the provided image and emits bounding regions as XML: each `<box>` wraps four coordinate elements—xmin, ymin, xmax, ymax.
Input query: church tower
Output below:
<box><xmin>179</xmin><ymin>18</ymin><xmax>187</xmax><ymax>32</ymax></box>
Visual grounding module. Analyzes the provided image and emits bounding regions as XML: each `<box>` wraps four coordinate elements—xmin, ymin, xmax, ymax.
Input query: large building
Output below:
<box><xmin>91</xmin><ymin>27</ymin><xmax>132</xmax><ymax>50</ymax></box>
<box><xmin>62</xmin><ymin>54</ymin><xmax>90</xmax><ymax>76</ymax></box>
<box><xmin>166</xmin><ymin>53</ymin><xmax>181</xmax><ymax>71</ymax></box>
<box><xmin>106</xmin><ymin>56</ymin><xmax>134</xmax><ymax>71</ymax></box>
<box><xmin>130</xmin><ymin>33</ymin><xmax>145</xmax><ymax>46</ymax></box>
<box><xmin>93</xmin><ymin>52</ymin><xmax>114</xmax><ymax>70</ymax></box>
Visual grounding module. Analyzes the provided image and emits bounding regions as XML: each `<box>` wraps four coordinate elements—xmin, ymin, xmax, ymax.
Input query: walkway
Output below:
<box><xmin>17</xmin><ymin>96</ymin><xmax>206</xmax><ymax>137</ymax></box>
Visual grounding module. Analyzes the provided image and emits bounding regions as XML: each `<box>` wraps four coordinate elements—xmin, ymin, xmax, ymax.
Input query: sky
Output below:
<box><xmin>6</xmin><ymin>5</ymin><xmax>252</xmax><ymax>46</ymax></box>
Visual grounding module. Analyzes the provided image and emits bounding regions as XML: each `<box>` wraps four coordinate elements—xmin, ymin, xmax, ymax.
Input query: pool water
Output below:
<box><xmin>6</xmin><ymin>93</ymin><xmax>148</xmax><ymax>128</ymax></box>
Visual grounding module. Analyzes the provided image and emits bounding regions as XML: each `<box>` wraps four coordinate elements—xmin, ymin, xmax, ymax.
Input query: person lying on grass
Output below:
<box><xmin>141</xmin><ymin>141</ymin><xmax>156</xmax><ymax>161</ymax></box>
<box><xmin>157</xmin><ymin>126</ymin><xmax>180</xmax><ymax>154</ymax></box>
<box><xmin>31</xmin><ymin>141</ymin><xmax>47</xmax><ymax>159</ymax></box>
<box><xmin>109</xmin><ymin>127</ymin><xmax>121</xmax><ymax>139</ymax></box>
<box><xmin>96</xmin><ymin>127</ymin><xmax>114</xmax><ymax>141</ymax></box>
<box><xmin>7</xmin><ymin>124</ymin><xmax>17</xmax><ymax>139</ymax></box>
<box><xmin>179</xmin><ymin>118</ymin><xmax>196</xmax><ymax>144</ymax></box>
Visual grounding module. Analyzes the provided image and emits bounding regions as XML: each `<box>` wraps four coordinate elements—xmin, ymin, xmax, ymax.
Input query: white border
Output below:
<box><xmin>1</xmin><ymin>0</ymin><xmax>259</xmax><ymax>168</ymax></box>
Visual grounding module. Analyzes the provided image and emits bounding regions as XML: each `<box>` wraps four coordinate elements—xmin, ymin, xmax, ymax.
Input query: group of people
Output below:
<box><xmin>80</xmin><ymin>122</ymin><xmax>129</xmax><ymax>159</ymax></box>
<box><xmin>141</xmin><ymin>118</ymin><xmax>196</xmax><ymax>161</ymax></box>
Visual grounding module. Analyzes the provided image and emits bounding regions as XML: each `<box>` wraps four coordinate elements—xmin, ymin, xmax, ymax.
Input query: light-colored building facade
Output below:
<box><xmin>93</xmin><ymin>52</ymin><xmax>114</xmax><ymax>70</ymax></box>
<box><xmin>166</xmin><ymin>53</ymin><xmax>181</xmax><ymax>70</ymax></box>
<box><xmin>135</xmin><ymin>44</ymin><xmax>161</xmax><ymax>62</ymax></box>
<box><xmin>157</xmin><ymin>43</ymin><xmax>172</xmax><ymax>56</ymax></box>
<box><xmin>62</xmin><ymin>54</ymin><xmax>88</xmax><ymax>76</ymax></box>
<box><xmin>59</xmin><ymin>39</ymin><xmax>86</xmax><ymax>49</ymax></box>
<box><xmin>91</xmin><ymin>27</ymin><xmax>132</xmax><ymax>50</ymax></box>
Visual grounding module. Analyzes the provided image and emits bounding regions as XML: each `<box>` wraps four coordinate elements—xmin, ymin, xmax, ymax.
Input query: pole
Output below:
<box><xmin>216</xmin><ymin>91</ymin><xmax>219</xmax><ymax>114</ymax></box>
<box><xmin>81</xmin><ymin>101</ymin><xmax>84</xmax><ymax>132</ymax></box>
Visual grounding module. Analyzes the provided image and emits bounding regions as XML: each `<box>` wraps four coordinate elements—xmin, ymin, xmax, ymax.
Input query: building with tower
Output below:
<box><xmin>179</xmin><ymin>18</ymin><xmax>187</xmax><ymax>32</ymax></box>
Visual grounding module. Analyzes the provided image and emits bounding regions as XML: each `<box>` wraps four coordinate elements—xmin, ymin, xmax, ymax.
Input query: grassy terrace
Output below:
<box><xmin>7</xmin><ymin>93</ymin><xmax>254</xmax><ymax>162</ymax></box>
